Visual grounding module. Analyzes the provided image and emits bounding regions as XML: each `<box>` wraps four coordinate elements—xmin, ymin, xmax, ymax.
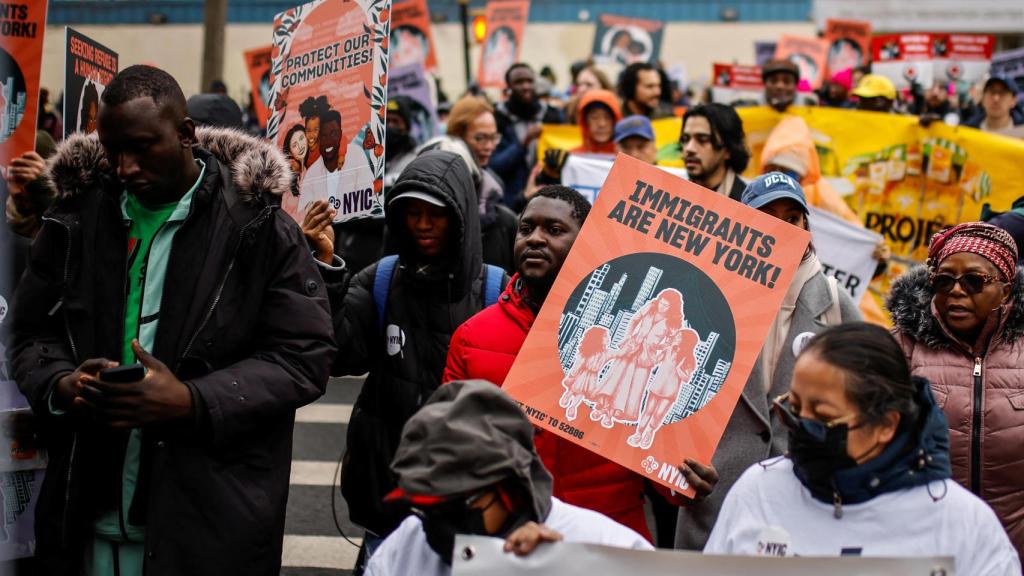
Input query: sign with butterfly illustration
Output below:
<box><xmin>502</xmin><ymin>155</ymin><xmax>809</xmax><ymax>496</ymax></box>
<box><xmin>267</xmin><ymin>0</ymin><xmax>392</xmax><ymax>223</ymax></box>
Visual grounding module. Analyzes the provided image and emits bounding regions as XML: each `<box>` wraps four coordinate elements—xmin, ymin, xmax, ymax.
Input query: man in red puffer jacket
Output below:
<box><xmin>443</xmin><ymin>185</ymin><xmax>718</xmax><ymax>543</ymax></box>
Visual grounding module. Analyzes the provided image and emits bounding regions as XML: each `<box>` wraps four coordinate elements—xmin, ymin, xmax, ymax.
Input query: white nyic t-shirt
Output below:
<box><xmin>366</xmin><ymin>497</ymin><xmax>653</xmax><ymax>576</ymax></box>
<box><xmin>705</xmin><ymin>459</ymin><xmax>1020</xmax><ymax>575</ymax></box>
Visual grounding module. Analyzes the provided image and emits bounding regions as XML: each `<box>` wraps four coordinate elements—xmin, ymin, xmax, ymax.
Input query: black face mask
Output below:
<box><xmin>786</xmin><ymin>415</ymin><xmax>858</xmax><ymax>504</ymax></box>
<box><xmin>385</xmin><ymin>126</ymin><xmax>415</xmax><ymax>161</ymax></box>
<box><xmin>419</xmin><ymin>493</ymin><xmax>528</xmax><ymax>565</ymax></box>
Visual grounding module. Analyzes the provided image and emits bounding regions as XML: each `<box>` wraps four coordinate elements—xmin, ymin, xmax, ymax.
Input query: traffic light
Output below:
<box><xmin>472</xmin><ymin>13</ymin><xmax>486</xmax><ymax>43</ymax></box>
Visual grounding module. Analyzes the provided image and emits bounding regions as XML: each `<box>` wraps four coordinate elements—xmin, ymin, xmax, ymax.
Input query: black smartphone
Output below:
<box><xmin>99</xmin><ymin>363</ymin><xmax>145</xmax><ymax>383</ymax></box>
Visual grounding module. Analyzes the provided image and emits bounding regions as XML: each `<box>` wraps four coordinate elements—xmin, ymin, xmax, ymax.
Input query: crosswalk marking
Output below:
<box><xmin>297</xmin><ymin>402</ymin><xmax>352</xmax><ymax>424</ymax></box>
<box><xmin>290</xmin><ymin>460</ymin><xmax>339</xmax><ymax>486</ymax></box>
<box><xmin>282</xmin><ymin>535</ymin><xmax>362</xmax><ymax>569</ymax></box>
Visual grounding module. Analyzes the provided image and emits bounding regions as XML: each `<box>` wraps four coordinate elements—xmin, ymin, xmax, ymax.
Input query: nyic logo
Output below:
<box><xmin>640</xmin><ymin>455</ymin><xmax>691</xmax><ymax>491</ymax></box>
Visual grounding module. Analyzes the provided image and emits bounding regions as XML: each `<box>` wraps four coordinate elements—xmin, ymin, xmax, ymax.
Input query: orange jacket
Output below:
<box><xmin>573</xmin><ymin>89</ymin><xmax>621</xmax><ymax>155</ymax></box>
<box><xmin>760</xmin><ymin>116</ymin><xmax>889</xmax><ymax>326</ymax></box>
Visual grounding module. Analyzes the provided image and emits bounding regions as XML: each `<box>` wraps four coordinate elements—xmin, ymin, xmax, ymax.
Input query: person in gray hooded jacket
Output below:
<box><xmin>367</xmin><ymin>380</ymin><xmax>651</xmax><ymax>576</ymax></box>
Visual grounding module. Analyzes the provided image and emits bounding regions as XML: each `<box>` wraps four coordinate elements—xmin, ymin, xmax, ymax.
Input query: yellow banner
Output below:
<box><xmin>541</xmin><ymin>107</ymin><xmax>1024</xmax><ymax>295</ymax></box>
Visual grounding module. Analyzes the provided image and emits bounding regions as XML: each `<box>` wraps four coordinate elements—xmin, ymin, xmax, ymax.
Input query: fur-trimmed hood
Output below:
<box><xmin>887</xmin><ymin>265</ymin><xmax>1024</xmax><ymax>349</ymax></box>
<box><xmin>45</xmin><ymin>126</ymin><xmax>292</xmax><ymax>205</ymax></box>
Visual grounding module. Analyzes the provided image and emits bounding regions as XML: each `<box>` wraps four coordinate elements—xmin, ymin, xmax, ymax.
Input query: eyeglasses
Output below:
<box><xmin>929</xmin><ymin>272</ymin><xmax>1004</xmax><ymax>295</ymax></box>
<box><xmin>470</xmin><ymin>133</ymin><xmax>502</xmax><ymax>145</ymax></box>
<box><xmin>772</xmin><ymin>392</ymin><xmax>858</xmax><ymax>434</ymax></box>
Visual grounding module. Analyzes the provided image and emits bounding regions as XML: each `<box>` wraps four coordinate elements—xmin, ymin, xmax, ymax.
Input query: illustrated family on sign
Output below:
<box><xmin>560</xmin><ymin>287</ymin><xmax>700</xmax><ymax>450</ymax></box>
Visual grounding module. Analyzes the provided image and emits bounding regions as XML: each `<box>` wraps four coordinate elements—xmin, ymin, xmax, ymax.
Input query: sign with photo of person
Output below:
<box><xmin>243</xmin><ymin>45</ymin><xmax>273</xmax><ymax>128</ymax></box>
<box><xmin>477</xmin><ymin>0</ymin><xmax>530</xmax><ymax>89</ymax></box>
<box><xmin>711</xmin><ymin>63</ymin><xmax>764</xmax><ymax>105</ymax></box>
<box><xmin>0</xmin><ymin>0</ymin><xmax>46</xmax><ymax>170</ymax></box>
<box><xmin>931</xmin><ymin>33</ymin><xmax>994</xmax><ymax>87</ymax></box>
<box><xmin>824</xmin><ymin>19</ymin><xmax>871</xmax><ymax>76</ymax></box>
<box><xmin>774</xmin><ymin>35</ymin><xmax>830</xmax><ymax>90</ymax></box>
<box><xmin>390</xmin><ymin>0</ymin><xmax>438</xmax><ymax>72</ymax></box>
<box><xmin>871</xmin><ymin>33</ymin><xmax>936</xmax><ymax>90</ymax></box>
<box><xmin>267</xmin><ymin>0</ymin><xmax>392</xmax><ymax>223</ymax></box>
<box><xmin>502</xmin><ymin>155</ymin><xmax>809</xmax><ymax>497</ymax></box>
<box><xmin>63</xmin><ymin>28</ymin><xmax>117</xmax><ymax>139</ymax></box>
<box><xmin>591</xmin><ymin>14</ymin><xmax>665</xmax><ymax>67</ymax></box>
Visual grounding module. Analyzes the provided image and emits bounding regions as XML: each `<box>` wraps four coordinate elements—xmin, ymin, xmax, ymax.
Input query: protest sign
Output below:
<box><xmin>63</xmin><ymin>28</ymin><xmax>117</xmax><ymax>138</ymax></box>
<box><xmin>774</xmin><ymin>35</ymin><xmax>829</xmax><ymax>90</ymax></box>
<box><xmin>0</xmin><ymin>0</ymin><xmax>46</xmax><ymax>171</ymax></box>
<box><xmin>243</xmin><ymin>45</ymin><xmax>273</xmax><ymax>128</ymax></box>
<box><xmin>387</xmin><ymin>63</ymin><xmax>438</xmax><ymax>143</ymax></box>
<box><xmin>502</xmin><ymin>156</ymin><xmax>809</xmax><ymax>496</ymax></box>
<box><xmin>538</xmin><ymin>118</ymin><xmax>685</xmax><ymax>169</ymax></box>
<box><xmin>390</xmin><ymin>0</ymin><xmax>438</xmax><ymax>71</ymax></box>
<box><xmin>591</xmin><ymin>14</ymin><xmax>665</xmax><ymax>67</ymax></box>
<box><xmin>871</xmin><ymin>34</ymin><xmax>935</xmax><ymax>90</ymax></box>
<box><xmin>824</xmin><ymin>19</ymin><xmax>871</xmax><ymax>75</ymax></box>
<box><xmin>711</xmin><ymin>63</ymin><xmax>764</xmax><ymax>105</ymax></box>
<box><xmin>754</xmin><ymin>41</ymin><xmax>777</xmax><ymax>67</ymax></box>
<box><xmin>478</xmin><ymin>0</ymin><xmax>530</xmax><ymax>89</ymax></box>
<box><xmin>807</xmin><ymin>205</ymin><xmax>881</xmax><ymax>303</ymax></box>
<box><xmin>267</xmin><ymin>0</ymin><xmax>391</xmax><ymax>224</ymax></box>
<box><xmin>453</xmin><ymin>536</ymin><xmax>957</xmax><ymax>575</ymax></box>
<box><xmin>991</xmin><ymin>47</ymin><xmax>1024</xmax><ymax>85</ymax></box>
<box><xmin>932</xmin><ymin>34</ymin><xmax>994</xmax><ymax>86</ymax></box>
<box><xmin>561</xmin><ymin>153</ymin><xmax>688</xmax><ymax>204</ymax></box>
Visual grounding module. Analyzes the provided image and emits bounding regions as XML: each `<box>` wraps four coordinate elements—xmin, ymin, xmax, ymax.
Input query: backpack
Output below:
<box><xmin>371</xmin><ymin>254</ymin><xmax>504</xmax><ymax>329</ymax></box>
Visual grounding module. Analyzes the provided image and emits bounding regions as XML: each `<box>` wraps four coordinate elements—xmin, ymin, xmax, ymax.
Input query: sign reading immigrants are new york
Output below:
<box><xmin>502</xmin><ymin>155</ymin><xmax>809</xmax><ymax>497</ymax></box>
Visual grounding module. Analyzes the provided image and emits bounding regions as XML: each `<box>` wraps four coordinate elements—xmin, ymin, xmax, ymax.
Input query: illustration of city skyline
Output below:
<box><xmin>558</xmin><ymin>263</ymin><xmax>732</xmax><ymax>425</ymax></box>
<box><xmin>1</xmin><ymin>75</ymin><xmax>26</xmax><ymax>141</ymax></box>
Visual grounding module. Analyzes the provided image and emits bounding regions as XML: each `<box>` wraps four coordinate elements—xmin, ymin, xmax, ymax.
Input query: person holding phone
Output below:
<box><xmin>9</xmin><ymin>65</ymin><xmax>335</xmax><ymax>576</ymax></box>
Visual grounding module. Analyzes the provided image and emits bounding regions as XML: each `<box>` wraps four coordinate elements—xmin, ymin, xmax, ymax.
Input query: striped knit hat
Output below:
<box><xmin>927</xmin><ymin>222</ymin><xmax>1018</xmax><ymax>281</ymax></box>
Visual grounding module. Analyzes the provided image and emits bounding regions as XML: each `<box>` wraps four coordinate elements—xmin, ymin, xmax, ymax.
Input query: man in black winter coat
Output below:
<box><xmin>309</xmin><ymin>150</ymin><xmax>508</xmax><ymax>570</ymax></box>
<box><xmin>9</xmin><ymin>65</ymin><xmax>335</xmax><ymax>576</ymax></box>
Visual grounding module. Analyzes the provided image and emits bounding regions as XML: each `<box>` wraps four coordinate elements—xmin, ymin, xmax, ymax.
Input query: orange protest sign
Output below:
<box><xmin>478</xmin><ymin>0</ymin><xmax>530</xmax><ymax>89</ymax></box>
<box><xmin>774</xmin><ymin>35</ymin><xmax>829</xmax><ymax>90</ymax></box>
<box><xmin>824</xmin><ymin>19</ymin><xmax>871</xmax><ymax>76</ymax></box>
<box><xmin>1</xmin><ymin>0</ymin><xmax>47</xmax><ymax>170</ymax></box>
<box><xmin>390</xmin><ymin>0</ymin><xmax>438</xmax><ymax>72</ymax></box>
<box><xmin>243</xmin><ymin>45</ymin><xmax>273</xmax><ymax>128</ymax></box>
<box><xmin>502</xmin><ymin>156</ymin><xmax>809</xmax><ymax>496</ymax></box>
<box><xmin>267</xmin><ymin>0</ymin><xmax>391</xmax><ymax>224</ymax></box>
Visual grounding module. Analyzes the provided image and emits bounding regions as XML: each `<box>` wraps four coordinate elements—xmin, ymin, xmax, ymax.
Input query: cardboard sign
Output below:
<box><xmin>807</xmin><ymin>206</ymin><xmax>881</xmax><ymax>304</ymax></box>
<box><xmin>824</xmin><ymin>19</ymin><xmax>871</xmax><ymax>75</ymax></box>
<box><xmin>561</xmin><ymin>153</ymin><xmax>688</xmax><ymax>204</ymax></box>
<box><xmin>591</xmin><ymin>14</ymin><xmax>665</xmax><ymax>67</ymax></box>
<box><xmin>774</xmin><ymin>35</ymin><xmax>829</xmax><ymax>90</ymax></box>
<box><xmin>871</xmin><ymin>34</ymin><xmax>935</xmax><ymax>90</ymax></box>
<box><xmin>711</xmin><ymin>63</ymin><xmax>764</xmax><ymax>105</ymax></box>
<box><xmin>243</xmin><ymin>45</ymin><xmax>273</xmax><ymax>128</ymax></box>
<box><xmin>267</xmin><ymin>0</ymin><xmax>391</xmax><ymax>224</ymax></box>
<box><xmin>390</xmin><ymin>0</ymin><xmax>438</xmax><ymax>72</ymax></box>
<box><xmin>478</xmin><ymin>0</ymin><xmax>530</xmax><ymax>89</ymax></box>
<box><xmin>0</xmin><ymin>0</ymin><xmax>47</xmax><ymax>171</ymax></box>
<box><xmin>387</xmin><ymin>63</ymin><xmax>438</xmax><ymax>143</ymax></box>
<box><xmin>453</xmin><ymin>535</ymin><xmax>957</xmax><ymax>576</ymax></box>
<box><xmin>63</xmin><ymin>28</ymin><xmax>117</xmax><ymax>138</ymax></box>
<box><xmin>502</xmin><ymin>156</ymin><xmax>809</xmax><ymax>496</ymax></box>
<box><xmin>932</xmin><ymin>33</ymin><xmax>994</xmax><ymax>86</ymax></box>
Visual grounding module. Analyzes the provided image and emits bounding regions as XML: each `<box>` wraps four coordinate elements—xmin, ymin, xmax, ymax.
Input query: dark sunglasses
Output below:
<box><xmin>929</xmin><ymin>272</ymin><xmax>1004</xmax><ymax>295</ymax></box>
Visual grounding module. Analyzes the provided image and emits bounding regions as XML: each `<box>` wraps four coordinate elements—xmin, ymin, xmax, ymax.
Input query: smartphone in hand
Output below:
<box><xmin>99</xmin><ymin>363</ymin><xmax>145</xmax><ymax>383</ymax></box>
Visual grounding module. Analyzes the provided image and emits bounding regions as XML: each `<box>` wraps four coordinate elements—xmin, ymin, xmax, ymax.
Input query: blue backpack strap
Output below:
<box><xmin>483</xmin><ymin>265</ymin><xmax>504</xmax><ymax>307</ymax></box>
<box><xmin>373</xmin><ymin>255</ymin><xmax>399</xmax><ymax>331</ymax></box>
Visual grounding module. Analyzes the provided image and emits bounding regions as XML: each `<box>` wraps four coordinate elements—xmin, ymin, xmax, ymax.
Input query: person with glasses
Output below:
<box><xmin>888</xmin><ymin>221</ymin><xmax>1024</xmax><ymax>558</ymax></box>
<box><xmin>676</xmin><ymin>172</ymin><xmax>860</xmax><ymax>551</ymax></box>
<box><xmin>366</xmin><ymin>381</ymin><xmax>651</xmax><ymax>576</ymax></box>
<box><xmin>704</xmin><ymin>323</ymin><xmax>1019</xmax><ymax>574</ymax></box>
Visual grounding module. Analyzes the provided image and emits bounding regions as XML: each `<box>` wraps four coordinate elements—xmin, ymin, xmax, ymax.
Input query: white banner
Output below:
<box><xmin>453</xmin><ymin>535</ymin><xmax>955</xmax><ymax>575</ymax></box>
<box><xmin>561</xmin><ymin>154</ymin><xmax>688</xmax><ymax>204</ymax></box>
<box><xmin>808</xmin><ymin>205</ymin><xmax>882</xmax><ymax>304</ymax></box>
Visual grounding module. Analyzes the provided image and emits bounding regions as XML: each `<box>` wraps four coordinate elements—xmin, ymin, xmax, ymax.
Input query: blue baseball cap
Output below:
<box><xmin>985</xmin><ymin>74</ymin><xmax>1020</xmax><ymax>96</ymax></box>
<box><xmin>741</xmin><ymin>172</ymin><xmax>808</xmax><ymax>212</ymax></box>
<box><xmin>614</xmin><ymin>115</ymin><xmax>655</xmax><ymax>143</ymax></box>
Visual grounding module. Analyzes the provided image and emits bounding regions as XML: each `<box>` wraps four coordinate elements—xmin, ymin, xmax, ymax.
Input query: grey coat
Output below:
<box><xmin>674</xmin><ymin>270</ymin><xmax>860</xmax><ymax>550</ymax></box>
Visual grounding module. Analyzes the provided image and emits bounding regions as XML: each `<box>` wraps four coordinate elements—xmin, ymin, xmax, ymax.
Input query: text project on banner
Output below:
<box><xmin>501</xmin><ymin>155</ymin><xmax>809</xmax><ymax>496</ymax></box>
<box><xmin>267</xmin><ymin>0</ymin><xmax>392</xmax><ymax>224</ymax></box>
